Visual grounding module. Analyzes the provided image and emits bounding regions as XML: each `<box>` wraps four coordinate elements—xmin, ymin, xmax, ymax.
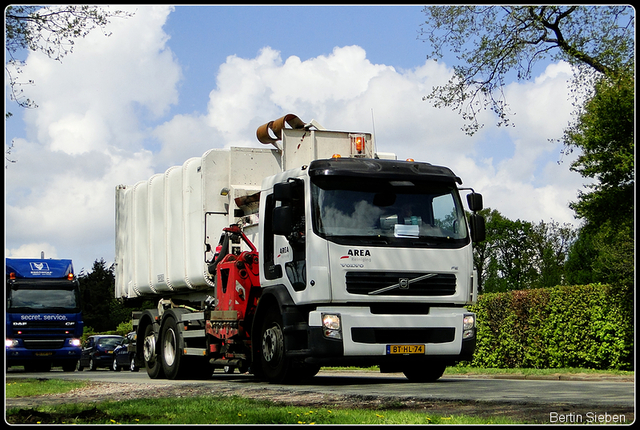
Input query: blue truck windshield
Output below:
<box><xmin>7</xmin><ymin>285</ymin><xmax>80</xmax><ymax>311</ymax></box>
<box><xmin>311</xmin><ymin>176</ymin><xmax>469</xmax><ymax>248</ymax></box>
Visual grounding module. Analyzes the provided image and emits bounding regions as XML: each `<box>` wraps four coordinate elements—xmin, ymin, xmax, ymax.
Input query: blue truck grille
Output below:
<box><xmin>22</xmin><ymin>339</ymin><xmax>67</xmax><ymax>349</ymax></box>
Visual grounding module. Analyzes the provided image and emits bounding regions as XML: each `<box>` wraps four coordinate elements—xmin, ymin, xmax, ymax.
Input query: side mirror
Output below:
<box><xmin>469</xmin><ymin>213</ymin><xmax>486</xmax><ymax>243</ymax></box>
<box><xmin>467</xmin><ymin>193</ymin><xmax>483</xmax><ymax>212</ymax></box>
<box><xmin>272</xmin><ymin>206</ymin><xmax>293</xmax><ymax>236</ymax></box>
<box><xmin>273</xmin><ymin>182</ymin><xmax>293</xmax><ymax>202</ymax></box>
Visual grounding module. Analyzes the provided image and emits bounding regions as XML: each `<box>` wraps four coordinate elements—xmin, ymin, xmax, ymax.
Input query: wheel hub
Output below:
<box><xmin>262</xmin><ymin>325</ymin><xmax>282</xmax><ymax>363</ymax></box>
<box><xmin>143</xmin><ymin>334</ymin><xmax>156</xmax><ymax>362</ymax></box>
<box><xmin>163</xmin><ymin>328</ymin><xmax>177</xmax><ymax>367</ymax></box>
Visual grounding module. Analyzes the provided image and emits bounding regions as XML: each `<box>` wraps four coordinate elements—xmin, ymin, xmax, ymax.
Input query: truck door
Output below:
<box><xmin>265</xmin><ymin>178</ymin><xmax>307</xmax><ymax>292</ymax></box>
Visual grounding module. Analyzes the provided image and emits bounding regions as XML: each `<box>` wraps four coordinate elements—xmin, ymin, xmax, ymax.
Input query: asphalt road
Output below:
<box><xmin>6</xmin><ymin>367</ymin><xmax>634</xmax><ymax>409</ymax></box>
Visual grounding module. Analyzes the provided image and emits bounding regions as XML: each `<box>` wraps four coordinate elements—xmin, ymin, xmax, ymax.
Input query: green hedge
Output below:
<box><xmin>467</xmin><ymin>284</ymin><xmax>633</xmax><ymax>370</ymax></box>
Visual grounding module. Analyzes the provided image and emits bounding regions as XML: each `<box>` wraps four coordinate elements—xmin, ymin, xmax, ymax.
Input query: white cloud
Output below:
<box><xmin>5</xmin><ymin>5</ymin><xmax>178</xmax><ymax>271</ymax></box>
<box><xmin>6</xmin><ymin>243</ymin><xmax>59</xmax><ymax>260</ymax></box>
<box><xmin>5</xmin><ymin>7</ymin><xmax>589</xmax><ymax>274</ymax></box>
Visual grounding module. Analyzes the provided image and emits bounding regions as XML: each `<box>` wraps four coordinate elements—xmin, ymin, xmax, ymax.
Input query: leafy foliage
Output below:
<box><xmin>561</xmin><ymin>72</ymin><xmax>634</xmax><ymax>288</ymax></box>
<box><xmin>419</xmin><ymin>5</ymin><xmax>635</xmax><ymax>134</ymax></box>
<box><xmin>77</xmin><ymin>259</ymin><xmax>130</xmax><ymax>332</ymax></box>
<box><xmin>472</xmin><ymin>208</ymin><xmax>576</xmax><ymax>293</ymax></box>
<box><xmin>5</xmin><ymin>5</ymin><xmax>133</xmax><ymax>110</ymax></box>
<box><xmin>469</xmin><ymin>283</ymin><xmax>633</xmax><ymax>370</ymax></box>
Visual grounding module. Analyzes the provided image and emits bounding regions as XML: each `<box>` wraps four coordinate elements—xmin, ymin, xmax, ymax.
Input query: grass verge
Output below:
<box><xmin>6</xmin><ymin>394</ymin><xmax>518</xmax><ymax>425</ymax></box>
<box><xmin>444</xmin><ymin>365</ymin><xmax>634</xmax><ymax>378</ymax></box>
<box><xmin>6</xmin><ymin>378</ymin><xmax>90</xmax><ymax>398</ymax></box>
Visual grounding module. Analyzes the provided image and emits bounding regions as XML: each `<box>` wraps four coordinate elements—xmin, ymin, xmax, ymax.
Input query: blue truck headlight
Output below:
<box><xmin>463</xmin><ymin>314</ymin><xmax>476</xmax><ymax>339</ymax></box>
<box><xmin>69</xmin><ymin>338</ymin><xmax>82</xmax><ymax>347</ymax></box>
<box><xmin>322</xmin><ymin>313</ymin><xmax>342</xmax><ymax>340</ymax></box>
<box><xmin>5</xmin><ymin>338</ymin><xmax>19</xmax><ymax>348</ymax></box>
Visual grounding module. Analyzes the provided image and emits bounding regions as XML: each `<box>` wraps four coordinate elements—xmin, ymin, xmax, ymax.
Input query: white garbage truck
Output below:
<box><xmin>115</xmin><ymin>114</ymin><xmax>485</xmax><ymax>382</ymax></box>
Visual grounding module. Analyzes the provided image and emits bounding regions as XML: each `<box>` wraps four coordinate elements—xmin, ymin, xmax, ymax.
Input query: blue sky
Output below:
<box><xmin>5</xmin><ymin>5</ymin><xmax>589</xmax><ymax>273</ymax></box>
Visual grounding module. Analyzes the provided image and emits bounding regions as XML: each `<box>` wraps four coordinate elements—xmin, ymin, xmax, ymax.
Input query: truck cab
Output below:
<box><xmin>254</xmin><ymin>153</ymin><xmax>484</xmax><ymax>382</ymax></box>
<box><xmin>6</xmin><ymin>258</ymin><xmax>83</xmax><ymax>372</ymax></box>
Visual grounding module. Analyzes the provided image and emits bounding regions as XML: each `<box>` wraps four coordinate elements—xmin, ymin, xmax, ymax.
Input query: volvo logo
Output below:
<box><xmin>368</xmin><ymin>273</ymin><xmax>437</xmax><ymax>295</ymax></box>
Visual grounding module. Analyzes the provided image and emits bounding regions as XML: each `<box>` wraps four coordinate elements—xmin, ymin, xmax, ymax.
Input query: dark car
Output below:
<box><xmin>112</xmin><ymin>331</ymin><xmax>140</xmax><ymax>372</ymax></box>
<box><xmin>77</xmin><ymin>335</ymin><xmax>124</xmax><ymax>371</ymax></box>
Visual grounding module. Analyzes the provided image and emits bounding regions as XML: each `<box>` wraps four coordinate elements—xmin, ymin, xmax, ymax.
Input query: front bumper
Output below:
<box><xmin>303</xmin><ymin>306</ymin><xmax>475</xmax><ymax>365</ymax></box>
<box><xmin>6</xmin><ymin>346</ymin><xmax>81</xmax><ymax>364</ymax></box>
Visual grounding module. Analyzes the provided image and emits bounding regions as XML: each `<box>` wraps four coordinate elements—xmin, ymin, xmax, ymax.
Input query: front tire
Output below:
<box><xmin>257</xmin><ymin>307</ymin><xmax>318</xmax><ymax>383</ymax></box>
<box><xmin>130</xmin><ymin>356</ymin><xmax>139</xmax><ymax>372</ymax></box>
<box><xmin>259</xmin><ymin>308</ymin><xmax>290</xmax><ymax>382</ymax></box>
<box><xmin>402</xmin><ymin>363</ymin><xmax>446</xmax><ymax>382</ymax></box>
<box><xmin>62</xmin><ymin>361</ymin><xmax>77</xmax><ymax>372</ymax></box>
<box><xmin>112</xmin><ymin>357</ymin><xmax>121</xmax><ymax>372</ymax></box>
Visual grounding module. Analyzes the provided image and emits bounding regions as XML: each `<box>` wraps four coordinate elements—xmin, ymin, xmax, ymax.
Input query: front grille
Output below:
<box><xmin>23</xmin><ymin>339</ymin><xmax>66</xmax><ymax>349</ymax></box>
<box><xmin>346</xmin><ymin>272</ymin><xmax>456</xmax><ymax>296</ymax></box>
<box><xmin>352</xmin><ymin>327</ymin><xmax>455</xmax><ymax>344</ymax></box>
<box><xmin>10</xmin><ymin>320</ymin><xmax>76</xmax><ymax>336</ymax></box>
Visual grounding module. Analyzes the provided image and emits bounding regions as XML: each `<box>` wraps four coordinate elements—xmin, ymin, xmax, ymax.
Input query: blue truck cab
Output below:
<box><xmin>6</xmin><ymin>258</ymin><xmax>84</xmax><ymax>372</ymax></box>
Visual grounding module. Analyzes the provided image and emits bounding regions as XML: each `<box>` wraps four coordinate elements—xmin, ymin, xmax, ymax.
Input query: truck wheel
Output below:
<box><xmin>160</xmin><ymin>316</ymin><xmax>189</xmax><ymax>380</ymax></box>
<box><xmin>402</xmin><ymin>363</ymin><xmax>446</xmax><ymax>382</ymax></box>
<box><xmin>143</xmin><ymin>323</ymin><xmax>164</xmax><ymax>379</ymax></box>
<box><xmin>259</xmin><ymin>308</ymin><xmax>291</xmax><ymax>382</ymax></box>
<box><xmin>76</xmin><ymin>360</ymin><xmax>85</xmax><ymax>371</ymax></box>
<box><xmin>62</xmin><ymin>361</ymin><xmax>77</xmax><ymax>372</ymax></box>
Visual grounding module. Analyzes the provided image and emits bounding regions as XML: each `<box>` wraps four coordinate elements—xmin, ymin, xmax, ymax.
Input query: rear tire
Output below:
<box><xmin>160</xmin><ymin>315</ymin><xmax>192</xmax><ymax>380</ymax></box>
<box><xmin>112</xmin><ymin>358</ymin><xmax>121</xmax><ymax>372</ymax></box>
<box><xmin>143</xmin><ymin>323</ymin><xmax>164</xmax><ymax>379</ymax></box>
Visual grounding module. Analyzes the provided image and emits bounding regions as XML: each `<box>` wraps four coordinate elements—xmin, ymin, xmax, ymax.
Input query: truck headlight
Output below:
<box><xmin>69</xmin><ymin>338</ymin><xmax>82</xmax><ymax>347</ymax></box>
<box><xmin>463</xmin><ymin>314</ymin><xmax>475</xmax><ymax>339</ymax></box>
<box><xmin>5</xmin><ymin>339</ymin><xmax>19</xmax><ymax>348</ymax></box>
<box><xmin>322</xmin><ymin>313</ymin><xmax>342</xmax><ymax>340</ymax></box>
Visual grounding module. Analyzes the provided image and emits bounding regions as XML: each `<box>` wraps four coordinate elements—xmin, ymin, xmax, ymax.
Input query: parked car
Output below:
<box><xmin>112</xmin><ymin>331</ymin><xmax>140</xmax><ymax>372</ymax></box>
<box><xmin>77</xmin><ymin>335</ymin><xmax>124</xmax><ymax>371</ymax></box>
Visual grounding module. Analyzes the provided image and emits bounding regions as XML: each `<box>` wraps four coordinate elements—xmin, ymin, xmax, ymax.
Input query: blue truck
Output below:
<box><xmin>6</xmin><ymin>257</ymin><xmax>84</xmax><ymax>372</ymax></box>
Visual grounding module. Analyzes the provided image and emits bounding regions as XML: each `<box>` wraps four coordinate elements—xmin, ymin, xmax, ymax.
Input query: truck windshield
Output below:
<box><xmin>311</xmin><ymin>176</ymin><xmax>469</xmax><ymax>248</ymax></box>
<box><xmin>7</xmin><ymin>284</ymin><xmax>81</xmax><ymax>311</ymax></box>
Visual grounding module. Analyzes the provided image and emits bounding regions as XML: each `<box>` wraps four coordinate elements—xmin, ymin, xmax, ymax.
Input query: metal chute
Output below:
<box><xmin>256</xmin><ymin>114</ymin><xmax>307</xmax><ymax>146</ymax></box>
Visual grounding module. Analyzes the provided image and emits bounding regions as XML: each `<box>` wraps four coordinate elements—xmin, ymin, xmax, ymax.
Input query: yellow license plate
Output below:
<box><xmin>386</xmin><ymin>344</ymin><xmax>425</xmax><ymax>355</ymax></box>
<box><xmin>35</xmin><ymin>352</ymin><xmax>53</xmax><ymax>356</ymax></box>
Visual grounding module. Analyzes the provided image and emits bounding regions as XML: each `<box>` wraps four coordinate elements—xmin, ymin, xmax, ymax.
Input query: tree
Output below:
<box><xmin>561</xmin><ymin>68</ymin><xmax>634</xmax><ymax>288</ymax></box>
<box><xmin>5</xmin><ymin>5</ymin><xmax>133</xmax><ymax>111</ymax></box>
<box><xmin>473</xmin><ymin>209</ymin><xmax>576</xmax><ymax>293</ymax></box>
<box><xmin>419</xmin><ymin>6</ymin><xmax>634</xmax><ymax>135</ymax></box>
<box><xmin>78</xmin><ymin>259</ymin><xmax>130</xmax><ymax>332</ymax></box>
<box><xmin>564</xmin><ymin>74</ymin><xmax>634</xmax><ymax>227</ymax></box>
